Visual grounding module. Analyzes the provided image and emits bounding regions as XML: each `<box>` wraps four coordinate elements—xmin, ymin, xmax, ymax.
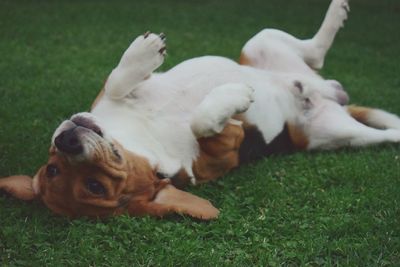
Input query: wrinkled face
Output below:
<box><xmin>32</xmin><ymin>113</ymin><xmax>136</xmax><ymax>218</ymax></box>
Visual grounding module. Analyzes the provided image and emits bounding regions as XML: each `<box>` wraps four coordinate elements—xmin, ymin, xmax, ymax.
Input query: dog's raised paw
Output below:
<box><xmin>139</xmin><ymin>32</ymin><xmax>166</xmax><ymax>56</ymax></box>
<box><xmin>119</xmin><ymin>32</ymin><xmax>167</xmax><ymax>72</ymax></box>
<box><xmin>331</xmin><ymin>0</ymin><xmax>350</xmax><ymax>28</ymax></box>
<box><xmin>341</xmin><ymin>0</ymin><xmax>350</xmax><ymax>12</ymax></box>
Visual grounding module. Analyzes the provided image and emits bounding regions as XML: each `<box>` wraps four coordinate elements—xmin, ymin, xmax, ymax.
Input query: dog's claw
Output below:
<box><xmin>159</xmin><ymin>46</ymin><xmax>166</xmax><ymax>55</ymax></box>
<box><xmin>342</xmin><ymin>2</ymin><xmax>350</xmax><ymax>12</ymax></box>
<box><xmin>143</xmin><ymin>31</ymin><xmax>151</xmax><ymax>38</ymax></box>
<box><xmin>159</xmin><ymin>32</ymin><xmax>166</xmax><ymax>41</ymax></box>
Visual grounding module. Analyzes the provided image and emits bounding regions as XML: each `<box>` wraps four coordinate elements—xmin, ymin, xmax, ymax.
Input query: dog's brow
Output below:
<box><xmin>95</xmin><ymin>164</ymin><xmax>125</xmax><ymax>181</ymax></box>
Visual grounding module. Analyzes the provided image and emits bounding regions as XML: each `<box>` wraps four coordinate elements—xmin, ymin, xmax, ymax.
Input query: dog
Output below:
<box><xmin>1</xmin><ymin>0</ymin><xmax>400</xmax><ymax>220</ymax></box>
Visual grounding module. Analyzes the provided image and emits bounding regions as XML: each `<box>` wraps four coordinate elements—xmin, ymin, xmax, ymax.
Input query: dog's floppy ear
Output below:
<box><xmin>0</xmin><ymin>175</ymin><xmax>36</xmax><ymax>200</ymax></box>
<box><xmin>142</xmin><ymin>183</ymin><xmax>219</xmax><ymax>220</ymax></box>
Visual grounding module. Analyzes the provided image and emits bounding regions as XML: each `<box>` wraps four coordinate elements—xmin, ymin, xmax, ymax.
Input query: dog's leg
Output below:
<box><xmin>190</xmin><ymin>83</ymin><xmax>254</xmax><ymax>138</ymax></box>
<box><xmin>240</xmin><ymin>0</ymin><xmax>349</xmax><ymax>72</ymax></box>
<box><xmin>104</xmin><ymin>32</ymin><xmax>166</xmax><ymax>99</ymax></box>
<box><xmin>304</xmin><ymin>0</ymin><xmax>350</xmax><ymax>69</ymax></box>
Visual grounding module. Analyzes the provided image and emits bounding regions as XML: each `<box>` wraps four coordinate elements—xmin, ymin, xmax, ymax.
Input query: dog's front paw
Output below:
<box><xmin>119</xmin><ymin>32</ymin><xmax>167</xmax><ymax>74</ymax></box>
<box><xmin>191</xmin><ymin>83</ymin><xmax>254</xmax><ymax>138</ymax></box>
<box><xmin>219</xmin><ymin>83</ymin><xmax>255</xmax><ymax>114</ymax></box>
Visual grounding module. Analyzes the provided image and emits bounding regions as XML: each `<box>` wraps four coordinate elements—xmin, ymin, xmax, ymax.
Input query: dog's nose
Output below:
<box><xmin>54</xmin><ymin>127</ymin><xmax>83</xmax><ymax>154</ymax></box>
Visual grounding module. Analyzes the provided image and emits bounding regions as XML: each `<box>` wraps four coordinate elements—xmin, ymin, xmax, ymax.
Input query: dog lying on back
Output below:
<box><xmin>1</xmin><ymin>0</ymin><xmax>400</xmax><ymax>219</ymax></box>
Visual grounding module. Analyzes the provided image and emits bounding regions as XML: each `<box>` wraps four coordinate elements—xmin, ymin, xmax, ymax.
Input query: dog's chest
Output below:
<box><xmin>92</xmin><ymin>95</ymin><xmax>199</xmax><ymax>176</ymax></box>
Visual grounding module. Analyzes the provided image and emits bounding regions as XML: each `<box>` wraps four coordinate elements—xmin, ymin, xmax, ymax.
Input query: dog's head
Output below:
<box><xmin>0</xmin><ymin>113</ymin><xmax>219</xmax><ymax>220</ymax></box>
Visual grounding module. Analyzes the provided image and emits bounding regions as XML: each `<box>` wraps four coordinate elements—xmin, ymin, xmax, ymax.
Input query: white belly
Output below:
<box><xmin>92</xmin><ymin>56</ymin><xmax>296</xmax><ymax>175</ymax></box>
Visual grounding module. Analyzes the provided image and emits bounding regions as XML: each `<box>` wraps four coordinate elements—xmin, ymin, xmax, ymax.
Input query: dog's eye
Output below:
<box><xmin>85</xmin><ymin>178</ymin><xmax>106</xmax><ymax>196</ymax></box>
<box><xmin>46</xmin><ymin>164</ymin><xmax>59</xmax><ymax>178</ymax></box>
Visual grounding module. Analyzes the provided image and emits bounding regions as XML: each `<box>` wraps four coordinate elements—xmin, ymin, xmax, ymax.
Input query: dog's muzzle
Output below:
<box><xmin>54</xmin><ymin>115</ymin><xmax>103</xmax><ymax>155</ymax></box>
<box><xmin>54</xmin><ymin>127</ymin><xmax>84</xmax><ymax>154</ymax></box>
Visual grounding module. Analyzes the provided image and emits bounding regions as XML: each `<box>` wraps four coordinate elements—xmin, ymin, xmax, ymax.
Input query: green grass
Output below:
<box><xmin>1</xmin><ymin>0</ymin><xmax>400</xmax><ymax>266</ymax></box>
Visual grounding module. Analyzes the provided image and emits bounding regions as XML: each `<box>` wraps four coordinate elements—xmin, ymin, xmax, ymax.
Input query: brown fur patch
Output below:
<box><xmin>347</xmin><ymin>105</ymin><xmax>371</xmax><ymax>124</ymax></box>
<box><xmin>170</xmin><ymin>168</ymin><xmax>192</xmax><ymax>189</ymax></box>
<box><xmin>287</xmin><ymin>123</ymin><xmax>309</xmax><ymax>150</ymax></box>
<box><xmin>238</xmin><ymin>52</ymin><xmax>252</xmax><ymax>66</ymax></box>
<box><xmin>193</xmin><ymin>122</ymin><xmax>244</xmax><ymax>183</ymax></box>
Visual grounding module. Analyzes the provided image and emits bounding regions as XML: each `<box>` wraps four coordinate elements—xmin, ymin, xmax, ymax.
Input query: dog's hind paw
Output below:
<box><xmin>331</xmin><ymin>0</ymin><xmax>350</xmax><ymax>28</ymax></box>
<box><xmin>341</xmin><ymin>0</ymin><xmax>350</xmax><ymax>12</ymax></box>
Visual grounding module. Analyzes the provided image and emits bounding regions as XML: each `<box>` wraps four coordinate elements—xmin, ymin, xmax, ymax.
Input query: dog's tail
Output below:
<box><xmin>347</xmin><ymin>105</ymin><xmax>400</xmax><ymax>130</ymax></box>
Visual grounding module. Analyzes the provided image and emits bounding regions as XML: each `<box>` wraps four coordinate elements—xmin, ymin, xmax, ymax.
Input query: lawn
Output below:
<box><xmin>1</xmin><ymin>0</ymin><xmax>399</xmax><ymax>266</ymax></box>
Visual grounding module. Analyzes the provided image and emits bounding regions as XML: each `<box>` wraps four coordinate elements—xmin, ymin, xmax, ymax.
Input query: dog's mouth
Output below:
<box><xmin>71</xmin><ymin>116</ymin><xmax>103</xmax><ymax>137</ymax></box>
<box><xmin>52</xmin><ymin>113</ymin><xmax>121</xmax><ymax>163</ymax></box>
<box><xmin>54</xmin><ymin>116</ymin><xmax>103</xmax><ymax>155</ymax></box>
<box><xmin>52</xmin><ymin>113</ymin><xmax>123</xmax><ymax>164</ymax></box>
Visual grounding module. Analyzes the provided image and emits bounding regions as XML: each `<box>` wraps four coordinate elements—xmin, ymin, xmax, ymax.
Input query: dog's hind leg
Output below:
<box><xmin>240</xmin><ymin>0</ymin><xmax>349</xmax><ymax>72</ymax></box>
<box><xmin>104</xmin><ymin>32</ymin><xmax>166</xmax><ymax>99</ymax></box>
<box><xmin>304</xmin><ymin>0</ymin><xmax>350</xmax><ymax>69</ymax></box>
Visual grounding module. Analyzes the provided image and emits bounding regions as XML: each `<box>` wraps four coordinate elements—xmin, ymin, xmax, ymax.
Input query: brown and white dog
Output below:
<box><xmin>1</xmin><ymin>0</ymin><xmax>400</xmax><ymax>220</ymax></box>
